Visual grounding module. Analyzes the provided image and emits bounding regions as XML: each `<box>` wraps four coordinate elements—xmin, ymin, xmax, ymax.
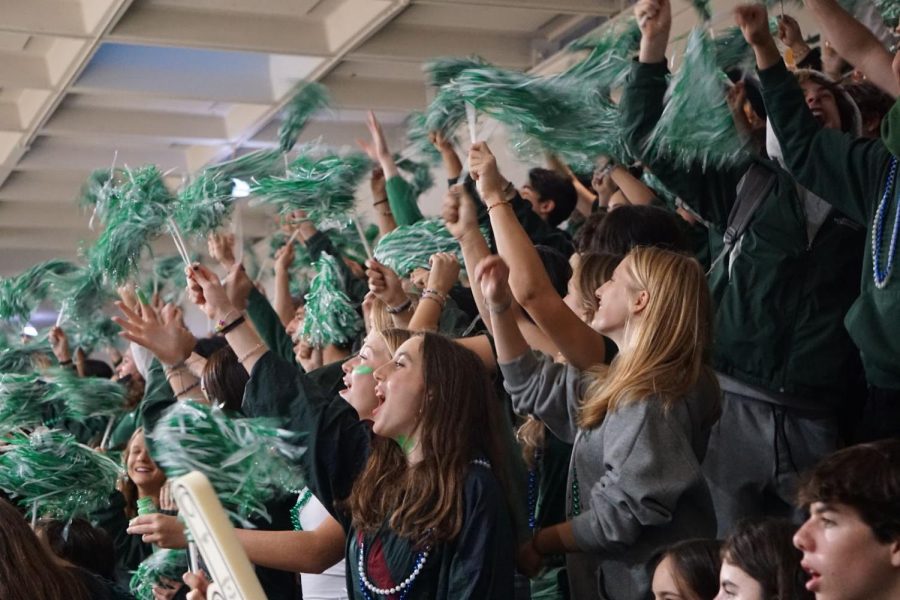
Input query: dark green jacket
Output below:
<box><xmin>244</xmin><ymin>351</ymin><xmax>516</xmax><ymax>599</ymax></box>
<box><xmin>622</xmin><ymin>61</ymin><xmax>865</xmax><ymax>406</ymax></box>
<box><xmin>760</xmin><ymin>61</ymin><xmax>900</xmax><ymax>390</ymax></box>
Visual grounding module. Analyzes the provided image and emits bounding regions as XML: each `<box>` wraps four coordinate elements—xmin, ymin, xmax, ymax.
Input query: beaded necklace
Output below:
<box><xmin>873</xmin><ymin>156</ymin><xmax>900</xmax><ymax>289</ymax></box>
<box><xmin>570</xmin><ymin>467</ymin><xmax>581</xmax><ymax>517</ymax></box>
<box><xmin>290</xmin><ymin>488</ymin><xmax>314</xmax><ymax>531</ymax></box>
<box><xmin>356</xmin><ymin>459</ymin><xmax>492</xmax><ymax>599</ymax></box>
<box><xmin>527</xmin><ymin>448</ymin><xmax>542</xmax><ymax>532</ymax></box>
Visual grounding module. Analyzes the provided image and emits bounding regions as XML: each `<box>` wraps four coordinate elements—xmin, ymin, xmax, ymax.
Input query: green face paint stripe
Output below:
<box><xmin>395</xmin><ymin>435</ymin><xmax>415</xmax><ymax>455</ymax></box>
<box><xmin>352</xmin><ymin>365</ymin><xmax>374</xmax><ymax>375</ymax></box>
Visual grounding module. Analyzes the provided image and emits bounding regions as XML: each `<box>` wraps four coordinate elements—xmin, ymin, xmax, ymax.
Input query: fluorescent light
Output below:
<box><xmin>22</xmin><ymin>325</ymin><xmax>38</xmax><ymax>337</ymax></box>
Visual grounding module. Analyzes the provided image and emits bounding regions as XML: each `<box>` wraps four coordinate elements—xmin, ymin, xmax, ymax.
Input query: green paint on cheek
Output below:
<box><xmin>395</xmin><ymin>435</ymin><xmax>415</xmax><ymax>455</ymax></box>
<box><xmin>353</xmin><ymin>365</ymin><xmax>374</xmax><ymax>375</ymax></box>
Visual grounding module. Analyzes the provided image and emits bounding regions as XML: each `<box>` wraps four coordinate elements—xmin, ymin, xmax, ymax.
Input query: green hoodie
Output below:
<box><xmin>622</xmin><ymin>61</ymin><xmax>865</xmax><ymax>406</ymax></box>
<box><xmin>759</xmin><ymin>60</ymin><xmax>900</xmax><ymax>390</ymax></box>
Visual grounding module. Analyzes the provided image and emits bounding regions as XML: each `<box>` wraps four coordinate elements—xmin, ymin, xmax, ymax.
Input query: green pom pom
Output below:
<box><xmin>85</xmin><ymin>165</ymin><xmax>179</xmax><ymax>285</ymax></box>
<box><xmin>403</xmin><ymin>112</ymin><xmax>442</xmax><ymax>163</ymax></box>
<box><xmin>0</xmin><ymin>337</ymin><xmax>54</xmax><ymax>373</ymax></box>
<box><xmin>149</xmin><ymin>401</ymin><xmax>305</xmax><ymax>526</ymax></box>
<box><xmin>0</xmin><ymin>373</ymin><xmax>48</xmax><ymax>434</ymax></box>
<box><xmin>0</xmin><ymin>429</ymin><xmax>122</xmax><ymax>520</ymax></box>
<box><xmin>691</xmin><ymin>0</ymin><xmax>713</xmax><ymax>21</ymax></box>
<box><xmin>130</xmin><ymin>550</ymin><xmax>188</xmax><ymax>600</ymax></box>
<box><xmin>562</xmin><ymin>18</ymin><xmax>641</xmax><ymax>96</ymax></box>
<box><xmin>424</xmin><ymin>55</ymin><xmax>489</xmax><ymax>88</ymax></box>
<box><xmin>250</xmin><ymin>148</ymin><xmax>372</xmax><ymax>227</ymax></box>
<box><xmin>0</xmin><ymin>260</ymin><xmax>81</xmax><ymax>322</ymax></box>
<box><xmin>301</xmin><ymin>253</ymin><xmax>363</xmax><ymax>347</ymax></box>
<box><xmin>396</xmin><ymin>156</ymin><xmax>435</xmax><ymax>198</ymax></box>
<box><xmin>374</xmin><ymin>218</ymin><xmax>487</xmax><ymax>277</ymax></box>
<box><xmin>46</xmin><ymin>265</ymin><xmax>116</xmax><ymax>326</ymax></box>
<box><xmin>78</xmin><ymin>168</ymin><xmax>124</xmax><ymax>227</ymax></box>
<box><xmin>278</xmin><ymin>83</ymin><xmax>330</xmax><ymax>153</ymax></box>
<box><xmin>424</xmin><ymin>86</ymin><xmax>468</xmax><ymax>140</ymax></box>
<box><xmin>68</xmin><ymin>315</ymin><xmax>121</xmax><ymax>354</ymax></box>
<box><xmin>645</xmin><ymin>28</ymin><xmax>749</xmax><ymax>171</ymax></box>
<box><xmin>447</xmin><ymin>66</ymin><xmax>628</xmax><ymax>170</ymax></box>
<box><xmin>874</xmin><ymin>0</ymin><xmax>900</xmax><ymax>26</ymax></box>
<box><xmin>44</xmin><ymin>368</ymin><xmax>128</xmax><ymax>423</ymax></box>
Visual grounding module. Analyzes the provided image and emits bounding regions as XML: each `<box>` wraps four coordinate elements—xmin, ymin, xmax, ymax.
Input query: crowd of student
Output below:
<box><xmin>2</xmin><ymin>0</ymin><xmax>900</xmax><ymax>599</ymax></box>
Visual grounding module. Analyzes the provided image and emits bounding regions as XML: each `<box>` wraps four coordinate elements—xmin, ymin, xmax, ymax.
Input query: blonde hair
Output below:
<box><xmin>579</xmin><ymin>246</ymin><xmax>715</xmax><ymax>429</ymax></box>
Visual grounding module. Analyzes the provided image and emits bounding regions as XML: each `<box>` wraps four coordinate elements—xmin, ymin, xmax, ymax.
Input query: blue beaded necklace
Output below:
<box><xmin>527</xmin><ymin>448</ymin><xmax>542</xmax><ymax>532</ymax></box>
<box><xmin>874</xmin><ymin>156</ymin><xmax>900</xmax><ymax>289</ymax></box>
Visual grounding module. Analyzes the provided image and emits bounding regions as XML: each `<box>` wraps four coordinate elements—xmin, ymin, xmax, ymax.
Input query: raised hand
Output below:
<box><xmin>49</xmin><ymin>326</ymin><xmax>71</xmax><ymax>364</ymax></box>
<box><xmin>475</xmin><ymin>255</ymin><xmax>514</xmax><ymax>310</ymax></box>
<box><xmin>207</xmin><ymin>232</ymin><xmax>236</xmax><ymax>270</ymax></box>
<box><xmin>182</xmin><ymin>570</ymin><xmax>210</xmax><ymax>600</ymax></box>
<box><xmin>426</xmin><ymin>253</ymin><xmax>460</xmax><ymax>295</ymax></box>
<box><xmin>441</xmin><ymin>184</ymin><xmax>479</xmax><ymax>242</ymax></box>
<box><xmin>186</xmin><ymin>264</ymin><xmax>236</xmax><ymax>321</ymax></box>
<box><xmin>357</xmin><ymin>110</ymin><xmax>392</xmax><ymax>164</ymax></box>
<box><xmin>735</xmin><ymin>4</ymin><xmax>774</xmax><ymax>47</ymax></box>
<box><xmin>635</xmin><ymin>0</ymin><xmax>671</xmax><ymax>39</ymax></box>
<box><xmin>114</xmin><ymin>301</ymin><xmax>195</xmax><ymax>367</ymax></box>
<box><xmin>365</xmin><ymin>259</ymin><xmax>407</xmax><ymax>308</ymax></box>
<box><xmin>428</xmin><ymin>130</ymin><xmax>454</xmax><ymax>153</ymax></box>
<box><xmin>274</xmin><ymin>242</ymin><xmax>295</xmax><ymax>274</ymax></box>
<box><xmin>777</xmin><ymin>14</ymin><xmax>804</xmax><ymax>49</ymax></box>
<box><xmin>468</xmin><ymin>142</ymin><xmax>504</xmax><ymax>200</ymax></box>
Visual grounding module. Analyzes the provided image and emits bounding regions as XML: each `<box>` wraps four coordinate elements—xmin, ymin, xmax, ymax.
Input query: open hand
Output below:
<box><xmin>114</xmin><ymin>302</ymin><xmax>195</xmax><ymax>367</ymax></box>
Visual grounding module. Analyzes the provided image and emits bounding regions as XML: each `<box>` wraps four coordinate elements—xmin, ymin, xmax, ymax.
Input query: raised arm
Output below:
<box><xmin>469</xmin><ymin>142</ymin><xmax>606</xmax><ymax>370</ymax></box>
<box><xmin>804</xmin><ymin>0</ymin><xmax>899</xmax><ymax>97</ymax></box>
<box><xmin>273</xmin><ymin>240</ymin><xmax>296</xmax><ymax>327</ymax></box>
<box><xmin>359</xmin><ymin>111</ymin><xmax>424</xmax><ymax>225</ymax></box>
<box><xmin>431</xmin><ymin>130</ymin><xmax>463</xmax><ymax>182</ymax></box>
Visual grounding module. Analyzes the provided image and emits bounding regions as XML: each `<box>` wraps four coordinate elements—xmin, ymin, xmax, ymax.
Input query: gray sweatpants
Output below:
<box><xmin>701</xmin><ymin>390</ymin><xmax>839</xmax><ymax>537</ymax></box>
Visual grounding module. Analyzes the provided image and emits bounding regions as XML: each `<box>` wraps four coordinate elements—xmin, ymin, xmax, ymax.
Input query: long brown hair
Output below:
<box><xmin>580</xmin><ymin>246</ymin><xmax>716</xmax><ymax>429</ymax></box>
<box><xmin>348</xmin><ymin>332</ymin><xmax>507</xmax><ymax>544</ymax></box>
<box><xmin>0</xmin><ymin>499</ymin><xmax>89</xmax><ymax>600</ymax></box>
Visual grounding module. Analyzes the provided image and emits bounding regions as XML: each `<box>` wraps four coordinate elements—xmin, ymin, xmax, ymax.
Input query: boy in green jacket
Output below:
<box><xmin>625</xmin><ymin>0</ymin><xmax>866</xmax><ymax>536</ymax></box>
<box><xmin>736</xmin><ymin>3</ymin><xmax>900</xmax><ymax>441</ymax></box>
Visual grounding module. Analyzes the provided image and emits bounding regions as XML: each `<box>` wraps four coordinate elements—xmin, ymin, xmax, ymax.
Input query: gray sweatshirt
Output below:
<box><xmin>501</xmin><ymin>350</ymin><xmax>720</xmax><ymax>600</ymax></box>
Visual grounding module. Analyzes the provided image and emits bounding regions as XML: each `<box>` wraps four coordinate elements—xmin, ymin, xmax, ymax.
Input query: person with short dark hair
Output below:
<box><xmin>717</xmin><ymin>518</ymin><xmax>812</xmax><ymax>600</ymax></box>
<box><xmin>521</xmin><ymin>167</ymin><xmax>578</xmax><ymax>227</ymax></box>
<box><xmin>36</xmin><ymin>518</ymin><xmax>118</xmax><ymax>582</ymax></box>
<box><xmin>793</xmin><ymin>440</ymin><xmax>900</xmax><ymax>599</ymax></box>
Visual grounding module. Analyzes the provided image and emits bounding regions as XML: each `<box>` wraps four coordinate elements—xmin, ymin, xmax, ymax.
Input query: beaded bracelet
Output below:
<box><xmin>386</xmin><ymin>298</ymin><xmax>413</xmax><ymax>314</ymax></box>
<box><xmin>420</xmin><ymin>291</ymin><xmax>446</xmax><ymax>309</ymax></box>
<box><xmin>423</xmin><ymin>288</ymin><xmax>447</xmax><ymax>302</ymax></box>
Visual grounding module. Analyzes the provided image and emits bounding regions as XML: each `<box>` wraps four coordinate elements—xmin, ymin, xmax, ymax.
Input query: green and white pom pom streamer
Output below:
<box><xmin>645</xmin><ymin>28</ymin><xmax>749</xmax><ymax>171</ymax></box>
<box><xmin>43</xmin><ymin>368</ymin><xmax>128</xmax><ymax>423</ymax></box>
<box><xmin>563</xmin><ymin>18</ymin><xmax>641</xmax><ymax>96</ymax></box>
<box><xmin>301</xmin><ymin>253</ymin><xmax>363</xmax><ymax>347</ymax></box>
<box><xmin>130</xmin><ymin>550</ymin><xmax>188</xmax><ymax>600</ymax></box>
<box><xmin>149</xmin><ymin>401</ymin><xmax>305</xmax><ymax>527</ymax></box>
<box><xmin>278</xmin><ymin>82</ymin><xmax>330</xmax><ymax>153</ymax></box>
<box><xmin>403</xmin><ymin>112</ymin><xmax>442</xmax><ymax>163</ymax></box>
<box><xmin>0</xmin><ymin>429</ymin><xmax>122</xmax><ymax>520</ymax></box>
<box><xmin>0</xmin><ymin>337</ymin><xmax>54</xmax><ymax>374</ymax></box>
<box><xmin>0</xmin><ymin>373</ymin><xmax>48</xmax><ymax>435</ymax></box>
<box><xmin>0</xmin><ymin>260</ymin><xmax>81</xmax><ymax>322</ymax></box>
<box><xmin>396</xmin><ymin>156</ymin><xmax>435</xmax><ymax>198</ymax></box>
<box><xmin>86</xmin><ymin>165</ymin><xmax>179</xmax><ymax>285</ymax></box>
<box><xmin>68</xmin><ymin>315</ymin><xmax>121</xmax><ymax>354</ymax></box>
<box><xmin>250</xmin><ymin>149</ymin><xmax>372</xmax><ymax>227</ymax></box>
<box><xmin>174</xmin><ymin>148</ymin><xmax>286</xmax><ymax>239</ymax></box>
<box><xmin>46</xmin><ymin>265</ymin><xmax>116</xmax><ymax>326</ymax></box>
<box><xmin>446</xmin><ymin>66</ymin><xmax>628</xmax><ymax>171</ymax></box>
<box><xmin>374</xmin><ymin>218</ymin><xmax>488</xmax><ymax>278</ymax></box>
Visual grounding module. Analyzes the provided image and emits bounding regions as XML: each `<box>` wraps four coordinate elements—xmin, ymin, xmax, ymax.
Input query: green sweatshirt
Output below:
<box><xmin>759</xmin><ymin>61</ymin><xmax>900</xmax><ymax>390</ymax></box>
<box><xmin>622</xmin><ymin>60</ymin><xmax>866</xmax><ymax>406</ymax></box>
<box><xmin>386</xmin><ymin>175</ymin><xmax>425</xmax><ymax>226</ymax></box>
<box><xmin>243</xmin><ymin>351</ymin><xmax>516</xmax><ymax>599</ymax></box>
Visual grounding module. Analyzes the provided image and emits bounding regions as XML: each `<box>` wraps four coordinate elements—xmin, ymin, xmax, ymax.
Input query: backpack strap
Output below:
<box><xmin>707</xmin><ymin>162</ymin><xmax>777</xmax><ymax>275</ymax></box>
